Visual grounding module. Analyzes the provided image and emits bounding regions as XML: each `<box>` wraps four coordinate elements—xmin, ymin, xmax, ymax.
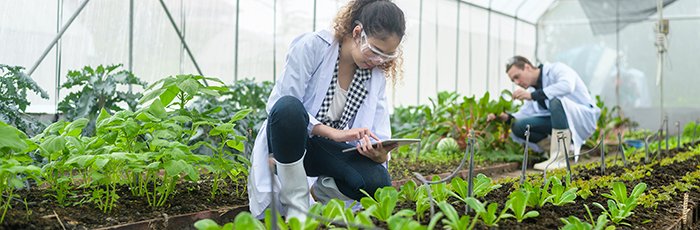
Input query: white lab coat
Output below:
<box><xmin>247</xmin><ymin>30</ymin><xmax>392</xmax><ymax>218</ymax></box>
<box><xmin>510</xmin><ymin>62</ymin><xmax>601</xmax><ymax>158</ymax></box>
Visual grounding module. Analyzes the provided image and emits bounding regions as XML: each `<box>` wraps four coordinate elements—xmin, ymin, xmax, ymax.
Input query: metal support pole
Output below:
<box><xmin>434</xmin><ymin>1</ymin><xmax>439</xmax><ymax>95</ymax></box>
<box><xmin>454</xmin><ymin>2</ymin><xmax>460</xmax><ymax>93</ymax></box>
<box><xmin>158</xmin><ymin>0</ymin><xmax>207</xmax><ymax>86</ymax></box>
<box><xmin>128</xmin><ymin>0</ymin><xmax>133</xmax><ymax>92</ymax></box>
<box><xmin>28</xmin><ymin>0</ymin><xmax>91</xmax><ymax>76</ymax></box>
<box><xmin>313</xmin><ymin>0</ymin><xmax>317</xmax><ymax>31</ymax></box>
<box><xmin>273</xmin><ymin>0</ymin><xmax>277</xmax><ymax>82</ymax></box>
<box><xmin>485</xmin><ymin>0</ymin><xmax>494</xmax><ymax>91</ymax></box>
<box><xmin>235</xmin><ymin>0</ymin><xmax>240</xmax><ymax>81</ymax></box>
<box><xmin>54</xmin><ymin>0</ymin><xmax>64</xmax><ymax>114</ymax></box>
<box><xmin>417</xmin><ymin>0</ymin><xmax>423</xmax><ymax>104</ymax></box>
<box><xmin>520</xmin><ymin>125</ymin><xmax>531</xmax><ymax>185</ymax></box>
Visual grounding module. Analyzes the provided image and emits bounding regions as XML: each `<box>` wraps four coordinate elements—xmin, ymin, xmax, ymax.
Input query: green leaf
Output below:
<box><xmin>96</xmin><ymin>108</ymin><xmax>111</xmax><ymax>125</ymax></box>
<box><xmin>226</xmin><ymin>140</ymin><xmax>244</xmax><ymax>152</ymax></box>
<box><xmin>149</xmin><ymin>99</ymin><xmax>168</xmax><ymax>119</ymax></box>
<box><xmin>210</xmin><ymin>123</ymin><xmax>235</xmax><ymax>136</ymax></box>
<box><xmin>65</xmin><ymin>118</ymin><xmax>89</xmax><ymax>133</ymax></box>
<box><xmin>40</xmin><ymin>135</ymin><xmax>66</xmax><ymax>154</ymax></box>
<box><xmin>171</xmin><ymin>147</ymin><xmax>186</xmax><ymax>160</ymax></box>
<box><xmin>163</xmin><ymin>159</ymin><xmax>187</xmax><ymax>176</ymax></box>
<box><xmin>229</xmin><ymin>109</ymin><xmax>252</xmax><ymax>123</ymax></box>
<box><xmin>65</xmin><ymin>155</ymin><xmax>95</xmax><ymax>168</ymax></box>
<box><xmin>160</xmin><ymin>85</ymin><xmax>180</xmax><ymax>106</ymax></box>
<box><xmin>199</xmin><ymin>88</ymin><xmax>220</xmax><ymax>97</ymax></box>
<box><xmin>193</xmin><ymin>219</ymin><xmax>219</xmax><ymax>230</ymax></box>
<box><xmin>202</xmin><ymin>106</ymin><xmax>223</xmax><ymax>115</ymax></box>
<box><xmin>95</xmin><ymin>157</ymin><xmax>110</xmax><ymax>169</ymax></box>
<box><xmin>0</xmin><ymin>125</ymin><xmax>28</xmax><ymax>152</ymax></box>
<box><xmin>177</xmin><ymin>78</ymin><xmax>201</xmax><ymax>96</ymax></box>
<box><xmin>139</xmin><ymin>88</ymin><xmax>166</xmax><ymax>105</ymax></box>
<box><xmin>171</xmin><ymin>116</ymin><xmax>192</xmax><ymax>123</ymax></box>
<box><xmin>183</xmin><ymin>164</ymin><xmax>199</xmax><ymax>181</ymax></box>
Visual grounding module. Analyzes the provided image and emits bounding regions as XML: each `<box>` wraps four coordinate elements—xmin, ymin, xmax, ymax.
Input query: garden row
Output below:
<box><xmin>196</xmin><ymin>140</ymin><xmax>700</xmax><ymax>230</ymax></box>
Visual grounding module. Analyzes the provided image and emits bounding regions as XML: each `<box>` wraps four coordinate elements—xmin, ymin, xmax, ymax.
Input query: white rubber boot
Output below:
<box><xmin>276</xmin><ymin>154</ymin><xmax>309</xmax><ymax>222</ymax></box>
<box><xmin>535</xmin><ymin>135</ymin><xmax>551</xmax><ymax>152</ymax></box>
<box><xmin>534</xmin><ymin>129</ymin><xmax>571</xmax><ymax>171</ymax></box>
<box><xmin>310</xmin><ymin>176</ymin><xmax>352</xmax><ymax>205</ymax></box>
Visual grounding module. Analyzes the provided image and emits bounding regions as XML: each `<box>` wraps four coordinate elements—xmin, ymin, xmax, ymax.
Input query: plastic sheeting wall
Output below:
<box><xmin>0</xmin><ymin>0</ymin><xmax>536</xmax><ymax>115</ymax></box>
<box><xmin>538</xmin><ymin>0</ymin><xmax>700</xmax><ymax>130</ymax></box>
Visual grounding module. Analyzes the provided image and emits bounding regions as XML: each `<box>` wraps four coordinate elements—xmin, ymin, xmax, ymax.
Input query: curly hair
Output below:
<box><xmin>332</xmin><ymin>0</ymin><xmax>406</xmax><ymax>88</ymax></box>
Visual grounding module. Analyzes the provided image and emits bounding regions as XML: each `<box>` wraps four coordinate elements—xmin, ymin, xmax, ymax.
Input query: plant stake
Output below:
<box><xmin>616</xmin><ymin>132</ymin><xmax>627</xmax><ymax>168</ymax></box>
<box><xmin>520</xmin><ymin>125</ymin><xmax>531</xmax><ymax>185</ymax></box>
<box><xmin>693</xmin><ymin>119</ymin><xmax>698</xmax><ymax>145</ymax></box>
<box><xmin>466</xmin><ymin>133</ymin><xmax>475</xmax><ymax>214</ymax></box>
<box><xmin>665</xmin><ymin>116</ymin><xmax>669</xmax><ymax>156</ymax></box>
<box><xmin>677</xmin><ymin>121</ymin><xmax>682</xmax><ymax>150</ymax></box>
<box><xmin>560</xmin><ymin>132</ymin><xmax>573</xmax><ymax>185</ymax></box>
<box><xmin>415</xmin><ymin>119</ymin><xmax>425</xmax><ymax>159</ymax></box>
<box><xmin>414</xmin><ymin>134</ymin><xmax>473</xmax><ymax>219</ymax></box>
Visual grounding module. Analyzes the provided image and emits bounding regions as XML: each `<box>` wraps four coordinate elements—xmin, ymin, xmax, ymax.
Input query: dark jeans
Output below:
<box><xmin>511</xmin><ymin>98</ymin><xmax>569</xmax><ymax>143</ymax></box>
<box><xmin>267</xmin><ymin>96</ymin><xmax>391</xmax><ymax>200</ymax></box>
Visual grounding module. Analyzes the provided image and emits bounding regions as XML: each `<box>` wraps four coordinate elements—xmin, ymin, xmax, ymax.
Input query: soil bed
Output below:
<box><xmin>0</xmin><ymin>176</ymin><xmax>248</xmax><ymax>230</ymax></box>
<box><xmin>388</xmin><ymin>154</ymin><xmax>529</xmax><ymax>181</ymax></box>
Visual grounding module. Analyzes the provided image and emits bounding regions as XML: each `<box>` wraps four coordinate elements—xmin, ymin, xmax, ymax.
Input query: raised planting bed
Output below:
<box><xmin>191</xmin><ymin>143</ymin><xmax>700</xmax><ymax>230</ymax></box>
<box><xmin>0</xmin><ymin>176</ymin><xmax>248</xmax><ymax>230</ymax></box>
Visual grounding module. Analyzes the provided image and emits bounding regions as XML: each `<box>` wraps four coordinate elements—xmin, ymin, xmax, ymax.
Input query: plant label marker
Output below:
<box><xmin>677</xmin><ymin>122</ymin><xmax>682</xmax><ymax>151</ymax></box>
<box><xmin>665</xmin><ymin>117</ymin><xmax>669</xmax><ymax>156</ymax></box>
<box><xmin>520</xmin><ymin>125</ymin><xmax>531</xmax><ymax>185</ymax></box>
<box><xmin>693</xmin><ymin>119</ymin><xmax>698</xmax><ymax>145</ymax></box>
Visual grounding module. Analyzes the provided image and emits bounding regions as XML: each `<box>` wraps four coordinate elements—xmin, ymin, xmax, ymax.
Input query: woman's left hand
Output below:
<box><xmin>356</xmin><ymin>135</ymin><xmax>399</xmax><ymax>163</ymax></box>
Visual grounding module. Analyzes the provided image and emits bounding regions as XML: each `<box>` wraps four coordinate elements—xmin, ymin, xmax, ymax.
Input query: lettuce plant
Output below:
<box><xmin>360</xmin><ymin>187</ymin><xmax>415</xmax><ymax>221</ymax></box>
<box><xmin>560</xmin><ymin>215</ymin><xmax>615</xmax><ymax>230</ymax></box>
<box><xmin>505</xmin><ymin>190</ymin><xmax>540</xmax><ymax>222</ymax></box>
<box><xmin>398</xmin><ymin>180</ymin><xmax>424</xmax><ymax>202</ymax></box>
<box><xmin>518</xmin><ymin>180</ymin><xmax>554</xmax><ymax>207</ymax></box>
<box><xmin>550</xmin><ymin>176</ymin><xmax>578</xmax><ymax>206</ymax></box>
<box><xmin>593</xmin><ymin>182</ymin><xmax>647</xmax><ymax>225</ymax></box>
<box><xmin>465</xmin><ymin>197</ymin><xmax>513</xmax><ymax>226</ymax></box>
<box><xmin>429</xmin><ymin>175</ymin><xmax>450</xmax><ymax>203</ymax></box>
<box><xmin>437</xmin><ymin>201</ymin><xmax>478</xmax><ymax>230</ymax></box>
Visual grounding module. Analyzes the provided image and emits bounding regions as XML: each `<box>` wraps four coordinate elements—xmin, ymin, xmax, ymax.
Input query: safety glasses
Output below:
<box><xmin>356</xmin><ymin>21</ymin><xmax>398</xmax><ymax>64</ymax></box>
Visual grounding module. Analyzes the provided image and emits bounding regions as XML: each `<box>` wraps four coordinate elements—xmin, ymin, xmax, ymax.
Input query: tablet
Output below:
<box><xmin>342</xmin><ymin>139</ymin><xmax>421</xmax><ymax>153</ymax></box>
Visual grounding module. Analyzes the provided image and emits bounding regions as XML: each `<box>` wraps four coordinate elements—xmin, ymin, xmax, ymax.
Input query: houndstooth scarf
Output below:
<box><xmin>315</xmin><ymin>45</ymin><xmax>372</xmax><ymax>130</ymax></box>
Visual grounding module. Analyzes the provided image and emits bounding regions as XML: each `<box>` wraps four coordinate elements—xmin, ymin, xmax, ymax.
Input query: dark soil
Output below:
<box><xmin>0</xmin><ymin>176</ymin><xmax>248</xmax><ymax>230</ymax></box>
<box><xmin>381</xmin><ymin>146</ymin><xmax>700</xmax><ymax>229</ymax></box>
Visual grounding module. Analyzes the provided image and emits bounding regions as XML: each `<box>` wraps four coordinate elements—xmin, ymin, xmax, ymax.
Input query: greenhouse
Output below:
<box><xmin>1</xmin><ymin>0</ymin><xmax>699</xmax><ymax>229</ymax></box>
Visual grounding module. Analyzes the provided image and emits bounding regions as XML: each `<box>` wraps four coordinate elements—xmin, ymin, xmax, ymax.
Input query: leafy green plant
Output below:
<box><xmin>465</xmin><ymin>197</ymin><xmax>512</xmax><ymax>226</ymax></box>
<box><xmin>518</xmin><ymin>180</ymin><xmax>553</xmax><ymax>207</ymax></box>
<box><xmin>360</xmin><ymin>187</ymin><xmax>415</xmax><ymax>221</ymax></box>
<box><xmin>437</xmin><ymin>201</ymin><xmax>478</xmax><ymax>230</ymax></box>
<box><xmin>505</xmin><ymin>190</ymin><xmax>540</xmax><ymax>222</ymax></box>
<box><xmin>473</xmin><ymin>174</ymin><xmax>501</xmax><ymax>197</ymax></box>
<box><xmin>593</xmin><ymin>182</ymin><xmax>647</xmax><ymax>226</ymax></box>
<box><xmin>58</xmin><ymin>64</ymin><xmax>147</xmax><ymax>135</ymax></box>
<box><xmin>190</xmin><ymin>78</ymin><xmax>274</xmax><ymax>157</ymax></box>
<box><xmin>197</xmin><ymin>109</ymin><xmax>252</xmax><ymax>198</ymax></box>
<box><xmin>560</xmin><ymin>215</ymin><xmax>615</xmax><ymax>230</ymax></box>
<box><xmin>0</xmin><ymin>64</ymin><xmax>49</xmax><ymax>135</ymax></box>
<box><xmin>428</xmin><ymin>175</ymin><xmax>450</xmax><ymax>203</ymax></box>
<box><xmin>321</xmin><ymin>199</ymin><xmax>373</xmax><ymax>230</ymax></box>
<box><xmin>550</xmin><ymin>176</ymin><xmax>578</xmax><ymax>206</ymax></box>
<box><xmin>398</xmin><ymin>180</ymin><xmax>424</xmax><ymax>202</ymax></box>
<box><xmin>0</xmin><ymin>121</ymin><xmax>41</xmax><ymax>223</ymax></box>
<box><xmin>392</xmin><ymin>90</ymin><xmax>523</xmax><ymax>162</ymax></box>
<box><xmin>194</xmin><ymin>212</ymin><xmax>265</xmax><ymax>230</ymax></box>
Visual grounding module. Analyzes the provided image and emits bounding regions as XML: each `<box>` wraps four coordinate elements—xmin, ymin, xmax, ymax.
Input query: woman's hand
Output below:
<box><xmin>356</xmin><ymin>134</ymin><xmax>399</xmax><ymax>163</ymax></box>
<box><xmin>331</xmin><ymin>127</ymin><xmax>379</xmax><ymax>143</ymax></box>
